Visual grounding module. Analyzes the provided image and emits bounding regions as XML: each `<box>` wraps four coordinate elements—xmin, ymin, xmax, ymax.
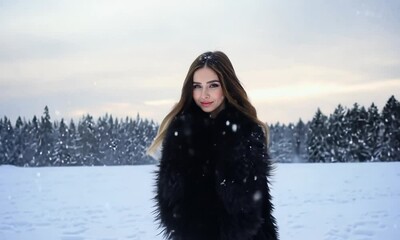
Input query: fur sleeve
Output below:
<box><xmin>155</xmin><ymin>116</ymin><xmax>187</xmax><ymax>239</ymax></box>
<box><xmin>215</xmin><ymin>123</ymin><xmax>274</xmax><ymax>240</ymax></box>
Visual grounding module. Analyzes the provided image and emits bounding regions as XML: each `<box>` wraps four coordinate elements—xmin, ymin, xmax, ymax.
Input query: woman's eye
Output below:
<box><xmin>193</xmin><ymin>85</ymin><xmax>201</xmax><ymax>89</ymax></box>
<box><xmin>209</xmin><ymin>83</ymin><xmax>220</xmax><ymax>88</ymax></box>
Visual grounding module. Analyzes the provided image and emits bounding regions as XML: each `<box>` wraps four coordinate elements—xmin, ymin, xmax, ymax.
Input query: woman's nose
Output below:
<box><xmin>201</xmin><ymin>88</ymin><xmax>210</xmax><ymax>99</ymax></box>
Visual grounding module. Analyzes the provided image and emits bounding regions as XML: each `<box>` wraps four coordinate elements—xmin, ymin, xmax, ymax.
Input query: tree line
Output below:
<box><xmin>0</xmin><ymin>95</ymin><xmax>399</xmax><ymax>166</ymax></box>
<box><xmin>269</xmin><ymin>95</ymin><xmax>400</xmax><ymax>162</ymax></box>
<box><xmin>0</xmin><ymin>106</ymin><xmax>157</xmax><ymax>166</ymax></box>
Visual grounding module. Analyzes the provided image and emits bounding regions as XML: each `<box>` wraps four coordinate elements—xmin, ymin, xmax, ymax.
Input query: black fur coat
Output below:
<box><xmin>155</xmin><ymin>103</ymin><xmax>278</xmax><ymax>240</ymax></box>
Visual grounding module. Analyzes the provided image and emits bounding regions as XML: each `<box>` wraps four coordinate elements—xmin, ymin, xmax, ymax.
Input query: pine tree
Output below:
<box><xmin>136</xmin><ymin>117</ymin><xmax>158</xmax><ymax>164</ymax></box>
<box><xmin>96</xmin><ymin>115</ymin><xmax>109</xmax><ymax>165</ymax></box>
<box><xmin>12</xmin><ymin>117</ymin><xmax>27</xmax><ymax>166</ymax></box>
<box><xmin>307</xmin><ymin>108</ymin><xmax>329</xmax><ymax>162</ymax></box>
<box><xmin>112</xmin><ymin>118</ymin><xmax>122</xmax><ymax>165</ymax></box>
<box><xmin>347</xmin><ymin>103</ymin><xmax>370</xmax><ymax>162</ymax></box>
<box><xmin>269</xmin><ymin>123</ymin><xmax>293</xmax><ymax>163</ymax></box>
<box><xmin>77</xmin><ymin>114</ymin><xmax>101</xmax><ymax>166</ymax></box>
<box><xmin>325</xmin><ymin>105</ymin><xmax>348</xmax><ymax>162</ymax></box>
<box><xmin>36</xmin><ymin>106</ymin><xmax>55</xmax><ymax>166</ymax></box>
<box><xmin>54</xmin><ymin>119</ymin><xmax>72</xmax><ymax>166</ymax></box>
<box><xmin>0</xmin><ymin>118</ymin><xmax>4</xmax><ymax>165</ymax></box>
<box><xmin>67</xmin><ymin>119</ymin><xmax>79</xmax><ymax>166</ymax></box>
<box><xmin>146</xmin><ymin>119</ymin><xmax>159</xmax><ymax>164</ymax></box>
<box><xmin>28</xmin><ymin>116</ymin><xmax>41</xmax><ymax>166</ymax></box>
<box><xmin>0</xmin><ymin>117</ymin><xmax>14</xmax><ymax>165</ymax></box>
<box><xmin>116</xmin><ymin>117</ymin><xmax>128</xmax><ymax>165</ymax></box>
<box><xmin>126</xmin><ymin>117</ymin><xmax>137</xmax><ymax>165</ymax></box>
<box><xmin>365</xmin><ymin>103</ymin><xmax>384</xmax><ymax>161</ymax></box>
<box><xmin>284</xmin><ymin>123</ymin><xmax>296</xmax><ymax>162</ymax></box>
<box><xmin>293</xmin><ymin>119</ymin><xmax>308</xmax><ymax>162</ymax></box>
<box><xmin>107</xmin><ymin>115</ymin><xmax>118</xmax><ymax>164</ymax></box>
<box><xmin>125</xmin><ymin>115</ymin><xmax>140</xmax><ymax>165</ymax></box>
<box><xmin>381</xmin><ymin>96</ymin><xmax>400</xmax><ymax>161</ymax></box>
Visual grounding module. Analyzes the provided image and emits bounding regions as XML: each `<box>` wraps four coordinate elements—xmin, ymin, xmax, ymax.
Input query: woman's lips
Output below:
<box><xmin>201</xmin><ymin>101</ymin><xmax>213</xmax><ymax>107</ymax></box>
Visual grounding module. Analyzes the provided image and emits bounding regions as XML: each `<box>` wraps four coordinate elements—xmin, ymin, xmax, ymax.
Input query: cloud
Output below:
<box><xmin>249</xmin><ymin>78</ymin><xmax>400</xmax><ymax>104</ymax></box>
<box><xmin>67</xmin><ymin>102</ymin><xmax>145</xmax><ymax>120</ymax></box>
<box><xmin>144</xmin><ymin>99</ymin><xmax>176</xmax><ymax>106</ymax></box>
<box><xmin>1</xmin><ymin>0</ymin><xmax>399</xmax><ymax>125</ymax></box>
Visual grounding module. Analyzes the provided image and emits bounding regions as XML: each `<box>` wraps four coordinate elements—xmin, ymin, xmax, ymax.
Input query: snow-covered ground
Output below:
<box><xmin>0</xmin><ymin>162</ymin><xmax>399</xmax><ymax>240</ymax></box>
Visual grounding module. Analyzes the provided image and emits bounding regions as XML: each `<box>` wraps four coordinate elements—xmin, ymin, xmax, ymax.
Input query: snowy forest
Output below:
<box><xmin>0</xmin><ymin>109</ymin><xmax>158</xmax><ymax>167</ymax></box>
<box><xmin>270</xmin><ymin>95</ymin><xmax>400</xmax><ymax>163</ymax></box>
<box><xmin>0</xmin><ymin>95</ymin><xmax>399</xmax><ymax>166</ymax></box>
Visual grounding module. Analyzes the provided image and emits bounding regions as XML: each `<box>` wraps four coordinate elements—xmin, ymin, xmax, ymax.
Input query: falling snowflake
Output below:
<box><xmin>232</xmin><ymin>124</ymin><xmax>238</xmax><ymax>132</ymax></box>
<box><xmin>253</xmin><ymin>191</ymin><xmax>262</xmax><ymax>202</ymax></box>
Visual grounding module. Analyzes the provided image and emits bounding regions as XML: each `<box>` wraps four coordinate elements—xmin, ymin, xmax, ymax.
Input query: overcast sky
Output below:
<box><xmin>1</xmin><ymin>0</ymin><xmax>399</xmax><ymax>125</ymax></box>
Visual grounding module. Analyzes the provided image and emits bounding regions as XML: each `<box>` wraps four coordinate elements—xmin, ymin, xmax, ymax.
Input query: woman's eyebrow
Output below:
<box><xmin>193</xmin><ymin>80</ymin><xmax>220</xmax><ymax>84</ymax></box>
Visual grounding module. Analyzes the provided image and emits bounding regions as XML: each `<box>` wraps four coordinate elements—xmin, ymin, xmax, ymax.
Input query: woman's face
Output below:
<box><xmin>192</xmin><ymin>67</ymin><xmax>225</xmax><ymax>117</ymax></box>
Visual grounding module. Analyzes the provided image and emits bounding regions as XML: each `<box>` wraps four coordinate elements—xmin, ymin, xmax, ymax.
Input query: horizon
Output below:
<box><xmin>2</xmin><ymin>94</ymin><xmax>397</xmax><ymax>126</ymax></box>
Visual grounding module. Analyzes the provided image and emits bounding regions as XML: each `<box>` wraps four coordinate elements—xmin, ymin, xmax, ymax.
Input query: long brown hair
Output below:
<box><xmin>147</xmin><ymin>51</ymin><xmax>269</xmax><ymax>154</ymax></box>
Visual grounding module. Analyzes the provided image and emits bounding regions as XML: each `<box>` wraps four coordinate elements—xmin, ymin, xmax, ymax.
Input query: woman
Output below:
<box><xmin>148</xmin><ymin>51</ymin><xmax>278</xmax><ymax>240</ymax></box>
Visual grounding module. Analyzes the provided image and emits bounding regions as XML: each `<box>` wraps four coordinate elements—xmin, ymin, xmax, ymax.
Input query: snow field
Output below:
<box><xmin>272</xmin><ymin>162</ymin><xmax>400</xmax><ymax>240</ymax></box>
<box><xmin>1</xmin><ymin>162</ymin><xmax>399</xmax><ymax>240</ymax></box>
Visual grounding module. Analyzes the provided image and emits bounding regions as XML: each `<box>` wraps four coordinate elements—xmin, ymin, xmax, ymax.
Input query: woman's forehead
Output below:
<box><xmin>193</xmin><ymin>67</ymin><xmax>219</xmax><ymax>83</ymax></box>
